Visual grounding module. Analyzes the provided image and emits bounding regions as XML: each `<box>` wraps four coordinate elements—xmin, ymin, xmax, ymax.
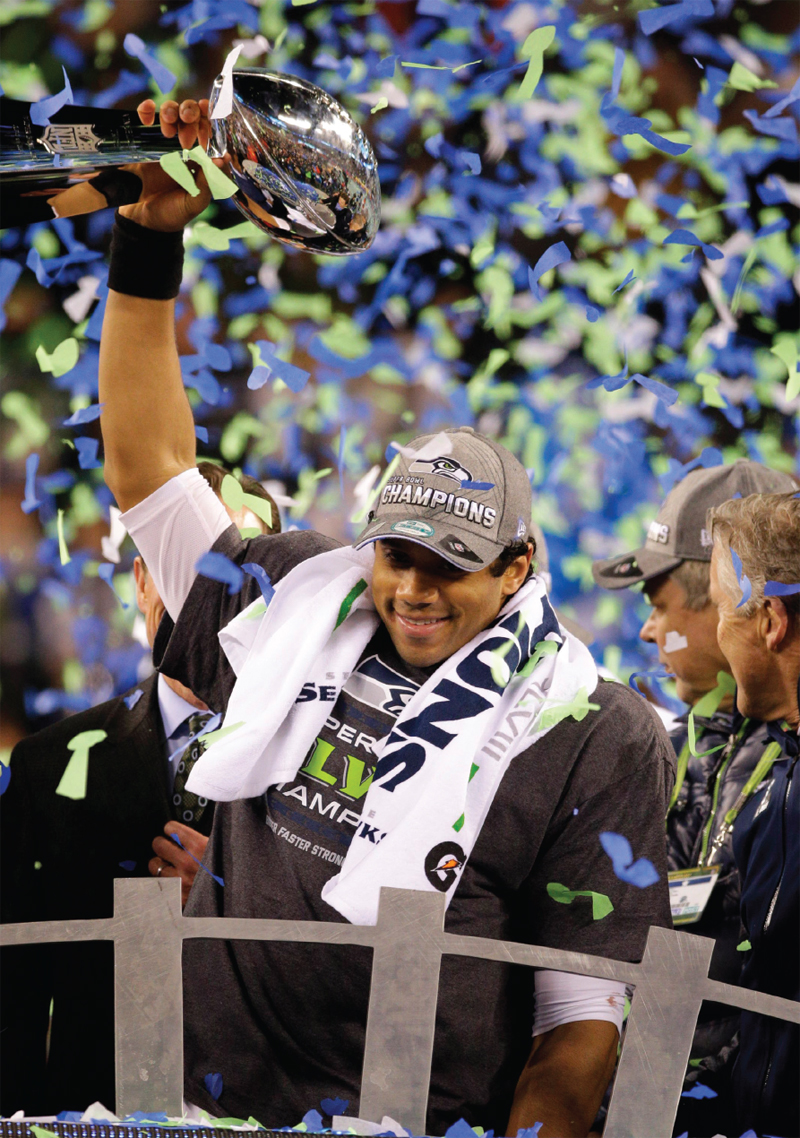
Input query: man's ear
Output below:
<box><xmin>132</xmin><ymin>556</ymin><xmax>147</xmax><ymax>614</ymax></box>
<box><xmin>764</xmin><ymin>596</ymin><xmax>792</xmax><ymax>651</ymax></box>
<box><xmin>502</xmin><ymin>543</ymin><xmax>534</xmax><ymax>596</ymax></box>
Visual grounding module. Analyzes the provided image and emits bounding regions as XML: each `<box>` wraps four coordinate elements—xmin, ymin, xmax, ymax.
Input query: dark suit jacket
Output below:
<box><xmin>0</xmin><ymin>673</ymin><xmax>215</xmax><ymax>1115</ymax></box>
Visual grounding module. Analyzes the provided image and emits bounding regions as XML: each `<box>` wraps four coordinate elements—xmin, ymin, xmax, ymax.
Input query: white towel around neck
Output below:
<box><xmin>187</xmin><ymin>545</ymin><xmax>598</xmax><ymax>923</ymax></box>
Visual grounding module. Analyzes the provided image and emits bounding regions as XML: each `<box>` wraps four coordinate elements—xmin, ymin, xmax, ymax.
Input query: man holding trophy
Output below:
<box><xmin>89</xmin><ymin>89</ymin><xmax>677</xmax><ymax>1138</ymax></box>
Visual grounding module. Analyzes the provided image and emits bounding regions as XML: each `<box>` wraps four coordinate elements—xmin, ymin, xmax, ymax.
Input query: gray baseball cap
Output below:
<box><xmin>355</xmin><ymin>427</ymin><xmax>532</xmax><ymax>571</ymax></box>
<box><xmin>592</xmin><ymin>459</ymin><xmax>798</xmax><ymax>590</ymax></box>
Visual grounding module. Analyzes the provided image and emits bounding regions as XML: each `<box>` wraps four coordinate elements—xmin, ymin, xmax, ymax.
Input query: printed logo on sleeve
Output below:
<box><xmin>424</xmin><ymin>841</ymin><xmax>466</xmax><ymax>891</ymax></box>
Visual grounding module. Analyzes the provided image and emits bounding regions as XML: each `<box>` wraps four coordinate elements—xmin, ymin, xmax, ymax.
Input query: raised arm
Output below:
<box><xmin>99</xmin><ymin>98</ymin><xmax>221</xmax><ymax>511</ymax></box>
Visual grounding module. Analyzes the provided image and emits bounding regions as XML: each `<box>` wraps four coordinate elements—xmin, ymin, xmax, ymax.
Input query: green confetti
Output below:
<box><xmin>770</xmin><ymin>338</ymin><xmax>800</xmax><ymax>402</ymax></box>
<box><xmin>31</xmin><ymin>1127</ymin><xmax>55</xmax><ymax>1138</ymax></box>
<box><xmin>695</xmin><ymin>371</ymin><xmax>727</xmax><ymax>409</ymax></box>
<box><xmin>185</xmin><ymin>145</ymin><xmax>238</xmax><ymax>200</ymax></box>
<box><xmin>515</xmin><ymin>25</ymin><xmax>556</xmax><ymax>102</ymax></box>
<box><xmin>518</xmin><ymin>638</ymin><xmax>559</xmax><ymax>678</ymax></box>
<box><xmin>159</xmin><ymin>151</ymin><xmax>201</xmax><ymax>197</ymax></box>
<box><xmin>35</xmin><ymin>337</ymin><xmax>79</xmax><ymax>378</ymax></box>
<box><xmin>726</xmin><ymin>62</ymin><xmax>778</xmax><ymax>92</ymax></box>
<box><xmin>56</xmin><ymin>729</ymin><xmax>107</xmax><ymax>800</ymax></box>
<box><xmin>56</xmin><ymin>508</ymin><xmax>71</xmax><ymax>566</ymax></box>
<box><xmin>1</xmin><ymin>391</ymin><xmax>50</xmax><ymax>458</ymax></box>
<box><xmin>335</xmin><ymin>578</ymin><xmax>368</xmax><ymax>629</ymax></box>
<box><xmin>201</xmin><ymin>721</ymin><xmax>246</xmax><ymax>746</ymax></box>
<box><xmin>687</xmin><ymin>709</ymin><xmax>727</xmax><ymax>758</ymax></box>
<box><xmin>221</xmin><ymin>473</ymin><xmax>273</xmax><ymax>530</ymax></box>
<box><xmin>371</xmin><ymin>97</ymin><xmax>389</xmax><ymax>114</ymax></box>
<box><xmin>533</xmin><ymin>687</ymin><xmax>601</xmax><ymax>731</ymax></box>
<box><xmin>546</xmin><ymin>881</ymin><xmax>614</xmax><ymax>921</ymax></box>
<box><xmin>736</xmin><ymin>939</ymin><xmax>752</xmax><ymax>952</ymax></box>
<box><xmin>693</xmin><ymin>671</ymin><xmax>736</xmax><ymax>718</ymax></box>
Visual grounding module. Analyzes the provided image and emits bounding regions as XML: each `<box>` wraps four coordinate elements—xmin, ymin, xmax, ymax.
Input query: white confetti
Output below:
<box><xmin>664</xmin><ymin>631</ymin><xmax>689</xmax><ymax>653</ymax></box>
<box><xmin>101</xmin><ymin>505</ymin><xmax>127</xmax><ymax>564</ymax></box>
<box><xmin>211</xmin><ymin>44</ymin><xmax>243</xmax><ymax>121</ymax></box>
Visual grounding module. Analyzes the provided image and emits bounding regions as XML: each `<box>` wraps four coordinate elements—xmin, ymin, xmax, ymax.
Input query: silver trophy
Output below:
<box><xmin>0</xmin><ymin>68</ymin><xmax>380</xmax><ymax>254</ymax></box>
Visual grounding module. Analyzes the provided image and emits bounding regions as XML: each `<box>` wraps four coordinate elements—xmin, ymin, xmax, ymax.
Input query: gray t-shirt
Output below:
<box><xmin>154</xmin><ymin>527</ymin><xmax>675</xmax><ymax>1134</ymax></box>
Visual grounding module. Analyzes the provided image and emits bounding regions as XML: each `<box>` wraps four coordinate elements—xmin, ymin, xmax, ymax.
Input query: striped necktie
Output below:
<box><xmin>172</xmin><ymin>711</ymin><xmax>213</xmax><ymax>827</ymax></box>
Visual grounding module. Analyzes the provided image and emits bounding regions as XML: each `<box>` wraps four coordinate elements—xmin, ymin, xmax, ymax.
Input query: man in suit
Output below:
<box><xmin>0</xmin><ymin>463</ymin><xmax>278</xmax><ymax>1116</ymax></box>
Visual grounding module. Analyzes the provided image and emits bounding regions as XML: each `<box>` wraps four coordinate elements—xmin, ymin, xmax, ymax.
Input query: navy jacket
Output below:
<box><xmin>732</xmin><ymin>719</ymin><xmax>799</xmax><ymax>1137</ymax></box>
<box><xmin>667</xmin><ymin>712</ymin><xmax>774</xmax><ymax>1062</ymax></box>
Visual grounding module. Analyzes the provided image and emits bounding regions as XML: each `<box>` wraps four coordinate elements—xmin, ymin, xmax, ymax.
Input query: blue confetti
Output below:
<box><xmin>764</xmin><ymin>581</ymin><xmax>800</xmax><ymax>597</ymax></box>
<box><xmin>21</xmin><ymin>452</ymin><xmax>41</xmax><ymax>514</ymax></box>
<box><xmin>528</xmin><ymin>242</ymin><xmax>571</xmax><ymax>302</ymax></box>
<box><xmin>123</xmin><ymin>33</ymin><xmax>176</xmax><ymax>93</ymax></box>
<box><xmin>663</xmin><ymin>229</ymin><xmax>723</xmax><ymax>260</ymax></box>
<box><xmin>0</xmin><ymin>763</ymin><xmax>10</xmax><ymax>797</ymax></box>
<box><xmin>639</xmin><ymin>1</ymin><xmax>714</xmax><ymax>37</ymax></box>
<box><xmin>242</xmin><ymin>562</ymin><xmax>275</xmax><ymax>605</ymax></box>
<box><xmin>97</xmin><ymin>562</ymin><xmax>129</xmax><ymax>608</ymax></box>
<box><xmin>0</xmin><ymin>260</ymin><xmax>23</xmax><ymax>333</ymax></box>
<box><xmin>168</xmin><ymin>831</ymin><xmax>224</xmax><ymax>887</ymax></box>
<box><xmin>302</xmin><ymin>1110</ymin><xmax>323</xmax><ymax>1131</ymax></box>
<box><xmin>613</xmin><ymin>269</ymin><xmax>636</xmax><ymax>294</ymax></box>
<box><xmin>123</xmin><ymin>690</ymin><xmax>144</xmax><ymax>710</ymax></box>
<box><xmin>204</xmin><ymin>1072</ymin><xmax>223</xmax><ymax>1101</ymax></box>
<box><xmin>599</xmin><ymin>831</ymin><xmax>660</xmax><ymax>888</ymax></box>
<box><xmin>731</xmin><ymin>548</ymin><xmax>752</xmax><ymax>609</ymax></box>
<box><xmin>195</xmin><ymin>551</ymin><xmax>244</xmax><ymax>595</ymax></box>
<box><xmin>680</xmin><ymin>1082</ymin><xmax>717</xmax><ymax>1099</ymax></box>
<box><xmin>445</xmin><ymin>1121</ymin><xmax>481</xmax><ymax>1138</ymax></box>
<box><xmin>29</xmin><ymin>66</ymin><xmax>73</xmax><ymax>125</ymax></box>
<box><xmin>118</xmin><ymin>860</ymin><xmax>137</xmax><ymax>871</ymax></box>
<box><xmin>320</xmin><ymin>1098</ymin><xmax>349</xmax><ymax>1116</ymax></box>
<box><xmin>75</xmin><ymin>437</ymin><xmax>102</xmax><ymax>469</ymax></box>
<box><xmin>461</xmin><ymin>480</ymin><xmax>495</xmax><ymax>490</ymax></box>
<box><xmin>515</xmin><ymin>1127</ymin><xmax>542</xmax><ymax>1138</ymax></box>
<box><xmin>63</xmin><ymin>403</ymin><xmax>104</xmax><ymax>426</ymax></box>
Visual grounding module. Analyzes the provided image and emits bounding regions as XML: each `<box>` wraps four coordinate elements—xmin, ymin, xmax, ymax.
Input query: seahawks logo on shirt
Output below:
<box><xmin>343</xmin><ymin>655</ymin><xmax>419</xmax><ymax>717</ymax></box>
<box><xmin>408</xmin><ymin>455</ymin><xmax>474</xmax><ymax>485</ymax></box>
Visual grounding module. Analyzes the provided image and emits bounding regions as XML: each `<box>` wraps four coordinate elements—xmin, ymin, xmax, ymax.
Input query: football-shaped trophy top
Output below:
<box><xmin>209</xmin><ymin>69</ymin><xmax>381</xmax><ymax>255</ymax></box>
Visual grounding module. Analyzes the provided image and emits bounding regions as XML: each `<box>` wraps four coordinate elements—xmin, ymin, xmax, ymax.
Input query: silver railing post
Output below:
<box><xmin>112</xmin><ymin>878</ymin><xmax>184</xmax><ymax>1118</ymax></box>
<box><xmin>358</xmin><ymin>888</ymin><xmax>447</xmax><ymax>1134</ymax></box>
<box><xmin>604</xmin><ymin>926</ymin><xmax>715</xmax><ymax>1138</ymax></box>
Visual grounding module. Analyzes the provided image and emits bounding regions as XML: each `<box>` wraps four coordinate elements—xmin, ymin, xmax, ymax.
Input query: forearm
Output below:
<box><xmin>99</xmin><ymin>288</ymin><xmax>195</xmax><ymax>510</ymax></box>
<box><xmin>507</xmin><ymin>1021</ymin><xmax>618</xmax><ymax>1138</ymax></box>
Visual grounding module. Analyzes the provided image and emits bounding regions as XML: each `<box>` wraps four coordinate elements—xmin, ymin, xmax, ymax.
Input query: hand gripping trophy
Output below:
<box><xmin>0</xmin><ymin>65</ymin><xmax>380</xmax><ymax>254</ymax></box>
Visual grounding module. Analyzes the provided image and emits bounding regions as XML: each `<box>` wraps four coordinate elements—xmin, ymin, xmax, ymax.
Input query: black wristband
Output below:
<box><xmin>108</xmin><ymin>212</ymin><xmax>185</xmax><ymax>300</ymax></box>
<box><xmin>90</xmin><ymin>168</ymin><xmax>143</xmax><ymax>209</ymax></box>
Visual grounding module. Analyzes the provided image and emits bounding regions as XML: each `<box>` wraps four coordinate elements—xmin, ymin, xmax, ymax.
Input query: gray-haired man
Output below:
<box><xmin>592</xmin><ymin>459</ymin><xmax>797</xmax><ymax>1130</ymax></box>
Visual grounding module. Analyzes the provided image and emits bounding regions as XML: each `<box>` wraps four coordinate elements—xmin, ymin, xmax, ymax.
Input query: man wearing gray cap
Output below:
<box><xmin>592</xmin><ymin>459</ymin><xmax>797</xmax><ymax>1130</ymax></box>
<box><xmin>96</xmin><ymin>97</ymin><xmax>676</xmax><ymax>1137</ymax></box>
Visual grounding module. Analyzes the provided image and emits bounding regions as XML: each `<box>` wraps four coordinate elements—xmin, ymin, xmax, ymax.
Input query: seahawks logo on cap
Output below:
<box><xmin>408</xmin><ymin>455</ymin><xmax>473</xmax><ymax>485</ymax></box>
<box><xmin>439</xmin><ymin>534</ymin><xmax>482</xmax><ymax>563</ymax></box>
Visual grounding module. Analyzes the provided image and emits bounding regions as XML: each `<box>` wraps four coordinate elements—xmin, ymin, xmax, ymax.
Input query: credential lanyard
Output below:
<box><xmin>666</xmin><ymin>671</ymin><xmax>736</xmax><ymax>820</ymax></box>
<box><xmin>701</xmin><ymin>737</ymin><xmax>783</xmax><ymax>867</ymax></box>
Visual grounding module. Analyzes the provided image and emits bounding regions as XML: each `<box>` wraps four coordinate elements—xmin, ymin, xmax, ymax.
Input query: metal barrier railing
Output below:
<box><xmin>2</xmin><ymin>879</ymin><xmax>798</xmax><ymax>1136</ymax></box>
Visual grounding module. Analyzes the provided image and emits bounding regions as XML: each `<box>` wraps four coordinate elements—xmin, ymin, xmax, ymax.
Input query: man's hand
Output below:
<box><xmin>149</xmin><ymin>821</ymin><xmax>209</xmax><ymax>909</ymax></box>
<box><xmin>117</xmin><ymin>98</ymin><xmax>223</xmax><ymax>233</ymax></box>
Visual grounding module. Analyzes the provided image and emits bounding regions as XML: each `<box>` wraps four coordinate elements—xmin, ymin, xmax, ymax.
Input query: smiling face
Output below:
<box><xmin>640</xmin><ymin>570</ymin><xmax>730</xmax><ymax>707</ymax></box>
<box><xmin>371</xmin><ymin>539</ymin><xmax>532</xmax><ymax>668</ymax></box>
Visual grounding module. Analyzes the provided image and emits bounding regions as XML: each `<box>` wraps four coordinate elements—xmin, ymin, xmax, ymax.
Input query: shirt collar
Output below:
<box><xmin>157</xmin><ymin>673</ymin><xmax>204</xmax><ymax>740</ymax></box>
